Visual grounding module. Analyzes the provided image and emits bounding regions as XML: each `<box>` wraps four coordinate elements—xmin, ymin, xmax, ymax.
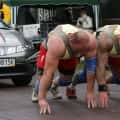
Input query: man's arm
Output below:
<box><xmin>39</xmin><ymin>52</ymin><xmax>59</xmax><ymax>99</ymax></box>
<box><xmin>39</xmin><ymin>36</ymin><xmax>65</xmax><ymax>114</ymax></box>
<box><xmin>85</xmin><ymin>56</ymin><xmax>96</xmax><ymax>95</ymax></box>
<box><xmin>96</xmin><ymin>32</ymin><xmax>113</xmax><ymax>85</ymax></box>
<box><xmin>85</xmin><ymin>47</ymin><xmax>97</xmax><ymax>108</ymax></box>
<box><xmin>39</xmin><ymin>51</ymin><xmax>59</xmax><ymax>114</ymax></box>
<box><xmin>96</xmin><ymin>45</ymin><xmax>110</xmax><ymax>108</ymax></box>
<box><xmin>96</xmin><ymin>50</ymin><xmax>108</xmax><ymax>85</ymax></box>
<box><xmin>96</xmin><ymin>32</ymin><xmax>113</xmax><ymax>108</ymax></box>
<box><xmin>39</xmin><ymin>35</ymin><xmax>65</xmax><ymax>100</ymax></box>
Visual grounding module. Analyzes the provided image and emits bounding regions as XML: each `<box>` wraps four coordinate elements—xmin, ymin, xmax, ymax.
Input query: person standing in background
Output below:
<box><xmin>76</xmin><ymin>7</ymin><xmax>93</xmax><ymax>30</ymax></box>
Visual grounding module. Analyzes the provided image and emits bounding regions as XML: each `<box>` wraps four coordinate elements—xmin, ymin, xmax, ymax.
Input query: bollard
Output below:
<box><xmin>66</xmin><ymin>87</ymin><xmax>77</xmax><ymax>99</ymax></box>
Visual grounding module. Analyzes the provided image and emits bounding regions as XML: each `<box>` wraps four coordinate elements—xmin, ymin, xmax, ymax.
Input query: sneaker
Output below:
<box><xmin>50</xmin><ymin>87</ymin><xmax>62</xmax><ymax>99</ymax></box>
<box><xmin>66</xmin><ymin>87</ymin><xmax>77</xmax><ymax>99</ymax></box>
<box><xmin>32</xmin><ymin>90</ymin><xmax>38</xmax><ymax>102</ymax></box>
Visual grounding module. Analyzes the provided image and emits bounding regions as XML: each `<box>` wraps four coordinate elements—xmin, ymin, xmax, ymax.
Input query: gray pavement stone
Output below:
<box><xmin>0</xmin><ymin>79</ymin><xmax>120</xmax><ymax>120</ymax></box>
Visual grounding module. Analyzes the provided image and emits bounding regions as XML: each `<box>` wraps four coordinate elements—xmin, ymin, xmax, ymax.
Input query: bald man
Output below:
<box><xmin>38</xmin><ymin>24</ymin><xmax>97</xmax><ymax>114</ymax></box>
<box><xmin>95</xmin><ymin>25</ymin><xmax>120</xmax><ymax>108</ymax></box>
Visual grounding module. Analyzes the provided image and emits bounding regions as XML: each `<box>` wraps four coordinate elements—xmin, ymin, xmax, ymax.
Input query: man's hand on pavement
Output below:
<box><xmin>86</xmin><ymin>92</ymin><xmax>97</xmax><ymax>109</ymax></box>
<box><xmin>98</xmin><ymin>91</ymin><xmax>108</xmax><ymax>108</ymax></box>
<box><xmin>39</xmin><ymin>99</ymin><xmax>51</xmax><ymax>115</ymax></box>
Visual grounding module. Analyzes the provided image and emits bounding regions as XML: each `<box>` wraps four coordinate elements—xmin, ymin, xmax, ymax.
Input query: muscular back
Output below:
<box><xmin>96</xmin><ymin>25</ymin><xmax>120</xmax><ymax>85</ymax></box>
<box><xmin>48</xmin><ymin>24</ymin><xmax>80</xmax><ymax>59</ymax></box>
<box><xmin>96</xmin><ymin>25</ymin><xmax>120</xmax><ymax>55</ymax></box>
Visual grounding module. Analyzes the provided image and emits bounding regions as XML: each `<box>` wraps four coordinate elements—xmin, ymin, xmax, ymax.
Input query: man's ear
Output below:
<box><xmin>68</xmin><ymin>33</ymin><xmax>74</xmax><ymax>42</ymax></box>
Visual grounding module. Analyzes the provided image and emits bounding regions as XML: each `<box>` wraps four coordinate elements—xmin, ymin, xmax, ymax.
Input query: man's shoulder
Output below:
<box><xmin>47</xmin><ymin>37</ymin><xmax>66</xmax><ymax>58</ymax></box>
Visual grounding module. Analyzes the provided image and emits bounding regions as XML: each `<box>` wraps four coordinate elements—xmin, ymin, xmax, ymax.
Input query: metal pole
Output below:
<box><xmin>93</xmin><ymin>5</ymin><xmax>99</xmax><ymax>29</ymax></box>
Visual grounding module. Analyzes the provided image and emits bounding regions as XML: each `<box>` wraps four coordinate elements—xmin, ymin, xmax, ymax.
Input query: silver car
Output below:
<box><xmin>0</xmin><ymin>20</ymin><xmax>36</xmax><ymax>86</ymax></box>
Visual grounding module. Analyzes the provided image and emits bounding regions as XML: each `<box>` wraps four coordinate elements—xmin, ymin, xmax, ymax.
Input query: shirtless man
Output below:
<box><xmin>96</xmin><ymin>25</ymin><xmax>120</xmax><ymax>108</ymax></box>
<box><xmin>32</xmin><ymin>52</ymin><xmax>79</xmax><ymax>102</ymax></box>
<box><xmin>39</xmin><ymin>24</ymin><xmax>98</xmax><ymax>114</ymax></box>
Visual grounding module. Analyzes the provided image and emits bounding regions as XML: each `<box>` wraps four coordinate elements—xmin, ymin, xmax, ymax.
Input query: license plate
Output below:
<box><xmin>0</xmin><ymin>58</ymin><xmax>15</xmax><ymax>67</ymax></box>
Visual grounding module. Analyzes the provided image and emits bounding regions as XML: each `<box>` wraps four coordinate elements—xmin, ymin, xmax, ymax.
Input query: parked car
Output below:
<box><xmin>0</xmin><ymin>19</ymin><xmax>36</xmax><ymax>86</ymax></box>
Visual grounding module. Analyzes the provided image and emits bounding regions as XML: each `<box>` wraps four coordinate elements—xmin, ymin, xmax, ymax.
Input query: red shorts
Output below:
<box><xmin>58</xmin><ymin>58</ymin><xmax>78</xmax><ymax>75</ymax></box>
<box><xmin>36</xmin><ymin>46</ymin><xmax>78</xmax><ymax>74</ymax></box>
<box><xmin>108</xmin><ymin>56</ymin><xmax>120</xmax><ymax>77</ymax></box>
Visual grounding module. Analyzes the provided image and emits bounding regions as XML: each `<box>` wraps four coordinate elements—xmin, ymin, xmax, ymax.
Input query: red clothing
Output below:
<box><xmin>36</xmin><ymin>46</ymin><xmax>78</xmax><ymax>74</ymax></box>
<box><xmin>58</xmin><ymin>57</ymin><xmax>78</xmax><ymax>74</ymax></box>
<box><xmin>108</xmin><ymin>56</ymin><xmax>120</xmax><ymax>77</ymax></box>
<box><xmin>36</xmin><ymin>46</ymin><xmax>47</xmax><ymax>69</ymax></box>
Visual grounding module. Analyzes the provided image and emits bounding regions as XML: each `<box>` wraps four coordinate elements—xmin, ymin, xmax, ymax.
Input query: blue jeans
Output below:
<box><xmin>33</xmin><ymin>80</ymin><xmax>40</xmax><ymax>94</ymax></box>
<box><xmin>58</xmin><ymin>70</ymin><xmax>86</xmax><ymax>86</ymax></box>
<box><xmin>33</xmin><ymin>71</ymin><xmax>87</xmax><ymax>93</ymax></box>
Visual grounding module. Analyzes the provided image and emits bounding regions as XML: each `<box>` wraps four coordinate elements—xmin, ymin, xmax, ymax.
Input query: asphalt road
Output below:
<box><xmin>0</xmin><ymin>78</ymin><xmax>120</xmax><ymax>120</ymax></box>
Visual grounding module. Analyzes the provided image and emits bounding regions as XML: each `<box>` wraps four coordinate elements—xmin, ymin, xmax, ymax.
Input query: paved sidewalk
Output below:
<box><xmin>0</xmin><ymin>79</ymin><xmax>120</xmax><ymax>120</ymax></box>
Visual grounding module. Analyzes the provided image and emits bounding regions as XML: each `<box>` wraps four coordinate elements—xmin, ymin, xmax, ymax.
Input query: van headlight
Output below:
<box><xmin>16</xmin><ymin>45</ymin><xmax>26</xmax><ymax>53</ymax></box>
<box><xmin>0</xmin><ymin>45</ymin><xmax>32</xmax><ymax>56</ymax></box>
<box><xmin>7</xmin><ymin>47</ymin><xmax>16</xmax><ymax>54</ymax></box>
<box><xmin>7</xmin><ymin>45</ymin><xmax>26</xmax><ymax>54</ymax></box>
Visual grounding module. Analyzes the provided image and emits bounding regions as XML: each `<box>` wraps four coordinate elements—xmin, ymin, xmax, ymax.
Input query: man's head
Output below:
<box><xmin>80</xmin><ymin>7</ymin><xmax>87</xmax><ymax>17</ymax></box>
<box><xmin>68</xmin><ymin>30</ymin><xmax>89</xmax><ymax>54</ymax></box>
